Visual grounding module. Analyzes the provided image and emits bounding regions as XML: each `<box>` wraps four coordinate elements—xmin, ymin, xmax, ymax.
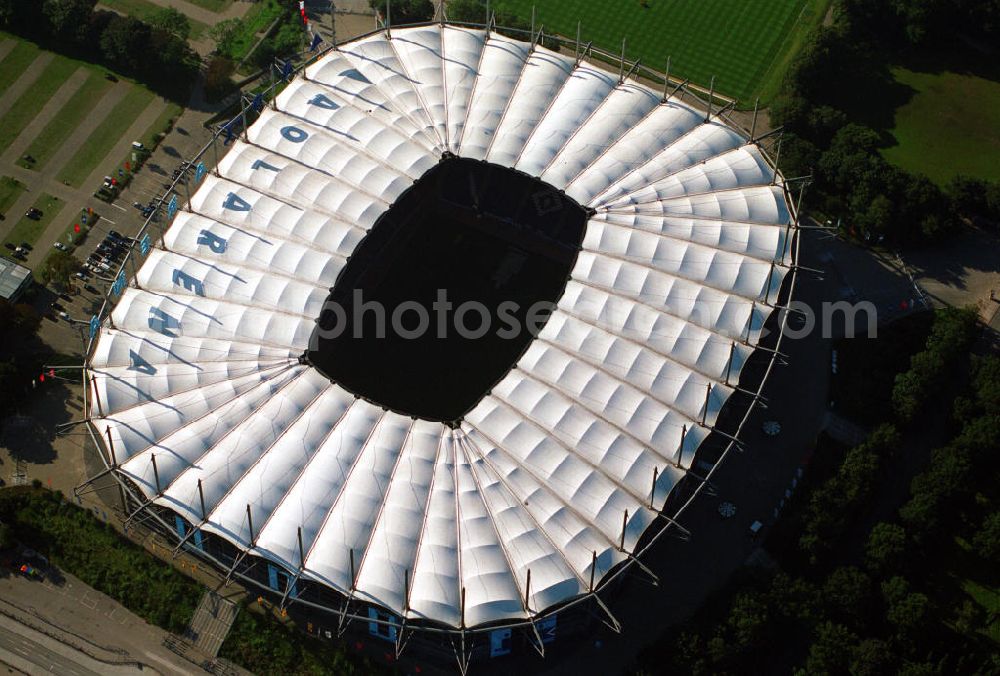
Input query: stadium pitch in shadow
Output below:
<box><xmin>309</xmin><ymin>158</ymin><xmax>590</xmax><ymax>423</ymax></box>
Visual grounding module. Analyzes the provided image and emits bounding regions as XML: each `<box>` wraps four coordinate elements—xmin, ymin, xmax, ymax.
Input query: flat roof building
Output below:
<box><xmin>0</xmin><ymin>257</ymin><xmax>32</xmax><ymax>303</ymax></box>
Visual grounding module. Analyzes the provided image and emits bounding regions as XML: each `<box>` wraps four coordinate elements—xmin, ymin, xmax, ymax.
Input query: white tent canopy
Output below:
<box><xmin>88</xmin><ymin>25</ymin><xmax>792</xmax><ymax>630</ymax></box>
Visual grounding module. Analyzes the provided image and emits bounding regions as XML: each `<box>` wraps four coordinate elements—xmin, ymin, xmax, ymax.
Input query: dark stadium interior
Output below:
<box><xmin>309</xmin><ymin>157</ymin><xmax>589</xmax><ymax>422</ymax></box>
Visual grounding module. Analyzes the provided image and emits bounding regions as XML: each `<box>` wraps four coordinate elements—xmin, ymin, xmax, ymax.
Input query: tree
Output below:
<box><xmin>973</xmin><ymin>512</ymin><xmax>1000</xmax><ymax>563</ymax></box>
<box><xmin>149</xmin><ymin>6</ymin><xmax>190</xmax><ymax>41</ymax></box>
<box><xmin>369</xmin><ymin>0</ymin><xmax>434</xmax><ymax>24</ymax></box>
<box><xmin>866</xmin><ymin>522</ymin><xmax>908</xmax><ymax>574</ymax></box>
<box><xmin>39</xmin><ymin>251</ymin><xmax>81</xmax><ymax>292</ymax></box>
<box><xmin>822</xmin><ymin>567</ymin><xmax>873</xmax><ymax>630</ymax></box>
<box><xmin>100</xmin><ymin>14</ymin><xmax>152</xmax><ymax>75</ymax></box>
<box><xmin>725</xmin><ymin>591</ymin><xmax>771</xmax><ymax>649</ymax></box>
<box><xmin>881</xmin><ymin>576</ymin><xmax>930</xmax><ymax>646</ymax></box>
<box><xmin>204</xmin><ymin>55</ymin><xmax>236</xmax><ymax>103</ymax></box>
<box><xmin>42</xmin><ymin>0</ymin><xmax>95</xmax><ymax>42</ymax></box>
<box><xmin>210</xmin><ymin>17</ymin><xmax>242</xmax><ymax>58</ymax></box>
<box><xmin>797</xmin><ymin>622</ymin><xmax>857</xmax><ymax>675</ymax></box>
<box><xmin>850</xmin><ymin>638</ymin><xmax>896</xmax><ymax>676</ymax></box>
<box><xmin>445</xmin><ymin>0</ymin><xmax>486</xmax><ymax>22</ymax></box>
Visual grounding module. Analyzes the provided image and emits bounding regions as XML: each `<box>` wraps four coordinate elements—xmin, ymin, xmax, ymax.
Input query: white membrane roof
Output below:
<box><xmin>88</xmin><ymin>26</ymin><xmax>792</xmax><ymax>629</ymax></box>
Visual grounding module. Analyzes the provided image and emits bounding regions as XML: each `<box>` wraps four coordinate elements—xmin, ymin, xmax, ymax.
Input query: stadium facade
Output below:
<box><xmin>81</xmin><ymin>21</ymin><xmax>799</xmax><ymax>669</ymax></box>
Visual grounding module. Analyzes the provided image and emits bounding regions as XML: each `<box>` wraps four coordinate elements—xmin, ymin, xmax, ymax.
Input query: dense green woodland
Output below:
<box><xmin>634</xmin><ymin>307</ymin><xmax>1000</xmax><ymax>674</ymax></box>
<box><xmin>771</xmin><ymin>0</ymin><xmax>1000</xmax><ymax>244</ymax></box>
<box><xmin>0</xmin><ymin>0</ymin><xmax>198</xmax><ymax>101</ymax></box>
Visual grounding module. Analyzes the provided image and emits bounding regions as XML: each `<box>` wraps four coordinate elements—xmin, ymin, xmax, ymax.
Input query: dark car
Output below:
<box><xmin>3</xmin><ymin>242</ymin><xmax>14</xmax><ymax>251</ymax></box>
<box><xmin>25</xmin><ymin>207</ymin><xmax>42</xmax><ymax>220</ymax></box>
<box><xmin>84</xmin><ymin>284</ymin><xmax>99</xmax><ymax>294</ymax></box>
<box><xmin>19</xmin><ymin>242</ymin><xmax>32</xmax><ymax>251</ymax></box>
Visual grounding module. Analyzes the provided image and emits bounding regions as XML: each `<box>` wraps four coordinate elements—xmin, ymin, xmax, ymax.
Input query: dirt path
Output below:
<box><xmin>0</xmin><ymin>39</ymin><xmax>16</xmax><ymax>62</ymax></box>
<box><xmin>45</xmin><ymin>83</ymin><xmax>131</xmax><ymax>178</ymax></box>
<box><xmin>0</xmin><ymin>53</ymin><xmax>53</xmax><ymax>119</ymax></box>
<box><xmin>0</xmin><ymin>67</ymin><xmax>90</xmax><ymax>167</ymax></box>
<box><xmin>79</xmin><ymin>97</ymin><xmax>171</xmax><ymax>201</ymax></box>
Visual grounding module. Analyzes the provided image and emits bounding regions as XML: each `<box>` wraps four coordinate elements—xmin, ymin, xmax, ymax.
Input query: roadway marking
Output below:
<box><xmin>109</xmin><ymin>203</ymin><xmax>127</xmax><ymax>213</ymax></box>
<box><xmin>98</xmin><ymin>216</ymin><xmax>116</xmax><ymax>225</ymax></box>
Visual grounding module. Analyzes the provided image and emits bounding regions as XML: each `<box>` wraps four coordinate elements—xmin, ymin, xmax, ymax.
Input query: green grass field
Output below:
<box><xmin>17</xmin><ymin>72</ymin><xmax>113</xmax><ymax>171</ymax></box>
<box><xmin>499</xmin><ymin>0</ymin><xmax>832</xmax><ymax>102</ymax></box>
<box><xmin>98</xmin><ymin>0</ymin><xmax>210</xmax><ymax>40</ymax></box>
<box><xmin>0</xmin><ymin>176</ymin><xmax>26</xmax><ymax>215</ymax></box>
<box><xmin>881</xmin><ymin>67</ymin><xmax>1000</xmax><ymax>185</ymax></box>
<box><xmin>2</xmin><ymin>193</ymin><xmax>64</xmax><ymax>249</ymax></box>
<box><xmin>0</xmin><ymin>40</ymin><xmax>41</xmax><ymax>96</ymax></box>
<box><xmin>0</xmin><ymin>58</ymin><xmax>79</xmax><ymax>154</ymax></box>
<box><xmin>56</xmin><ymin>86</ymin><xmax>156</xmax><ymax>187</ymax></box>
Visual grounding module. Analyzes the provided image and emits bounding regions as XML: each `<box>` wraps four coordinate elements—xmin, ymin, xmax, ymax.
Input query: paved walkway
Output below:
<box><xmin>0</xmin><ymin>576</ymin><xmax>201</xmax><ymax>675</ymax></box>
<box><xmin>183</xmin><ymin>592</ymin><xmax>239</xmax><ymax>658</ymax></box>
<box><xmin>142</xmin><ymin>0</ymin><xmax>252</xmax><ymax>29</ymax></box>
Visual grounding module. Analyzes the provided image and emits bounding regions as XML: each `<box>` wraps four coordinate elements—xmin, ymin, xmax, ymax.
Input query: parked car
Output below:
<box><xmin>3</xmin><ymin>242</ymin><xmax>14</xmax><ymax>251</ymax></box>
<box><xmin>75</xmin><ymin>271</ymin><xmax>87</xmax><ymax>280</ymax></box>
<box><xmin>84</xmin><ymin>284</ymin><xmax>99</xmax><ymax>294</ymax></box>
<box><xmin>25</xmin><ymin>207</ymin><xmax>42</xmax><ymax>220</ymax></box>
<box><xmin>53</xmin><ymin>242</ymin><xmax>68</xmax><ymax>252</ymax></box>
<box><xmin>57</xmin><ymin>311</ymin><xmax>70</xmax><ymax>321</ymax></box>
<box><xmin>19</xmin><ymin>242</ymin><xmax>31</xmax><ymax>251</ymax></box>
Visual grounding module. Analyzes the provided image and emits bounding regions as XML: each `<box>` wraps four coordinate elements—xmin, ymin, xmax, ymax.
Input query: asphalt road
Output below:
<box><xmin>0</xmin><ymin>621</ymin><xmax>100</xmax><ymax>676</ymax></box>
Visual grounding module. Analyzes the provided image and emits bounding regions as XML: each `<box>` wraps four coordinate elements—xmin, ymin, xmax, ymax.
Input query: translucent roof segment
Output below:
<box><xmin>88</xmin><ymin>26</ymin><xmax>792</xmax><ymax>630</ymax></box>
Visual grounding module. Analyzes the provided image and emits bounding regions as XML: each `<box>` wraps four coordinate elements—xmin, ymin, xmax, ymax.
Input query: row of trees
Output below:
<box><xmin>635</xmin><ymin>314</ymin><xmax>999</xmax><ymax>674</ymax></box>
<box><xmin>892</xmin><ymin>307</ymin><xmax>980</xmax><ymax>422</ymax></box>
<box><xmin>0</xmin><ymin>0</ymin><xmax>198</xmax><ymax>101</ymax></box>
<box><xmin>771</xmin><ymin>1</ymin><xmax>1000</xmax><ymax>244</ymax></box>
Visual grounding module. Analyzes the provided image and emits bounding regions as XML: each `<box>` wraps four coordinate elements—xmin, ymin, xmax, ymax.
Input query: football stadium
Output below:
<box><xmin>81</xmin><ymin>20</ymin><xmax>799</xmax><ymax>669</ymax></box>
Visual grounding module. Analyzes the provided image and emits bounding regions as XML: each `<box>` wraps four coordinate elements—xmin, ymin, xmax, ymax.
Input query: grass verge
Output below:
<box><xmin>1</xmin><ymin>193</ymin><xmax>64</xmax><ymax>250</ymax></box>
<box><xmin>0</xmin><ymin>176</ymin><xmax>26</xmax><ymax>215</ymax></box>
<box><xmin>56</xmin><ymin>86</ymin><xmax>156</xmax><ymax>187</ymax></box>
<box><xmin>217</xmin><ymin>0</ymin><xmax>284</xmax><ymax>63</ymax></box>
<box><xmin>220</xmin><ymin>604</ymin><xmax>378</xmax><ymax>675</ymax></box>
<box><xmin>16</xmin><ymin>72</ymin><xmax>113</xmax><ymax>171</ymax></box>
<box><xmin>121</xmin><ymin>101</ymin><xmax>182</xmax><ymax>170</ymax></box>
